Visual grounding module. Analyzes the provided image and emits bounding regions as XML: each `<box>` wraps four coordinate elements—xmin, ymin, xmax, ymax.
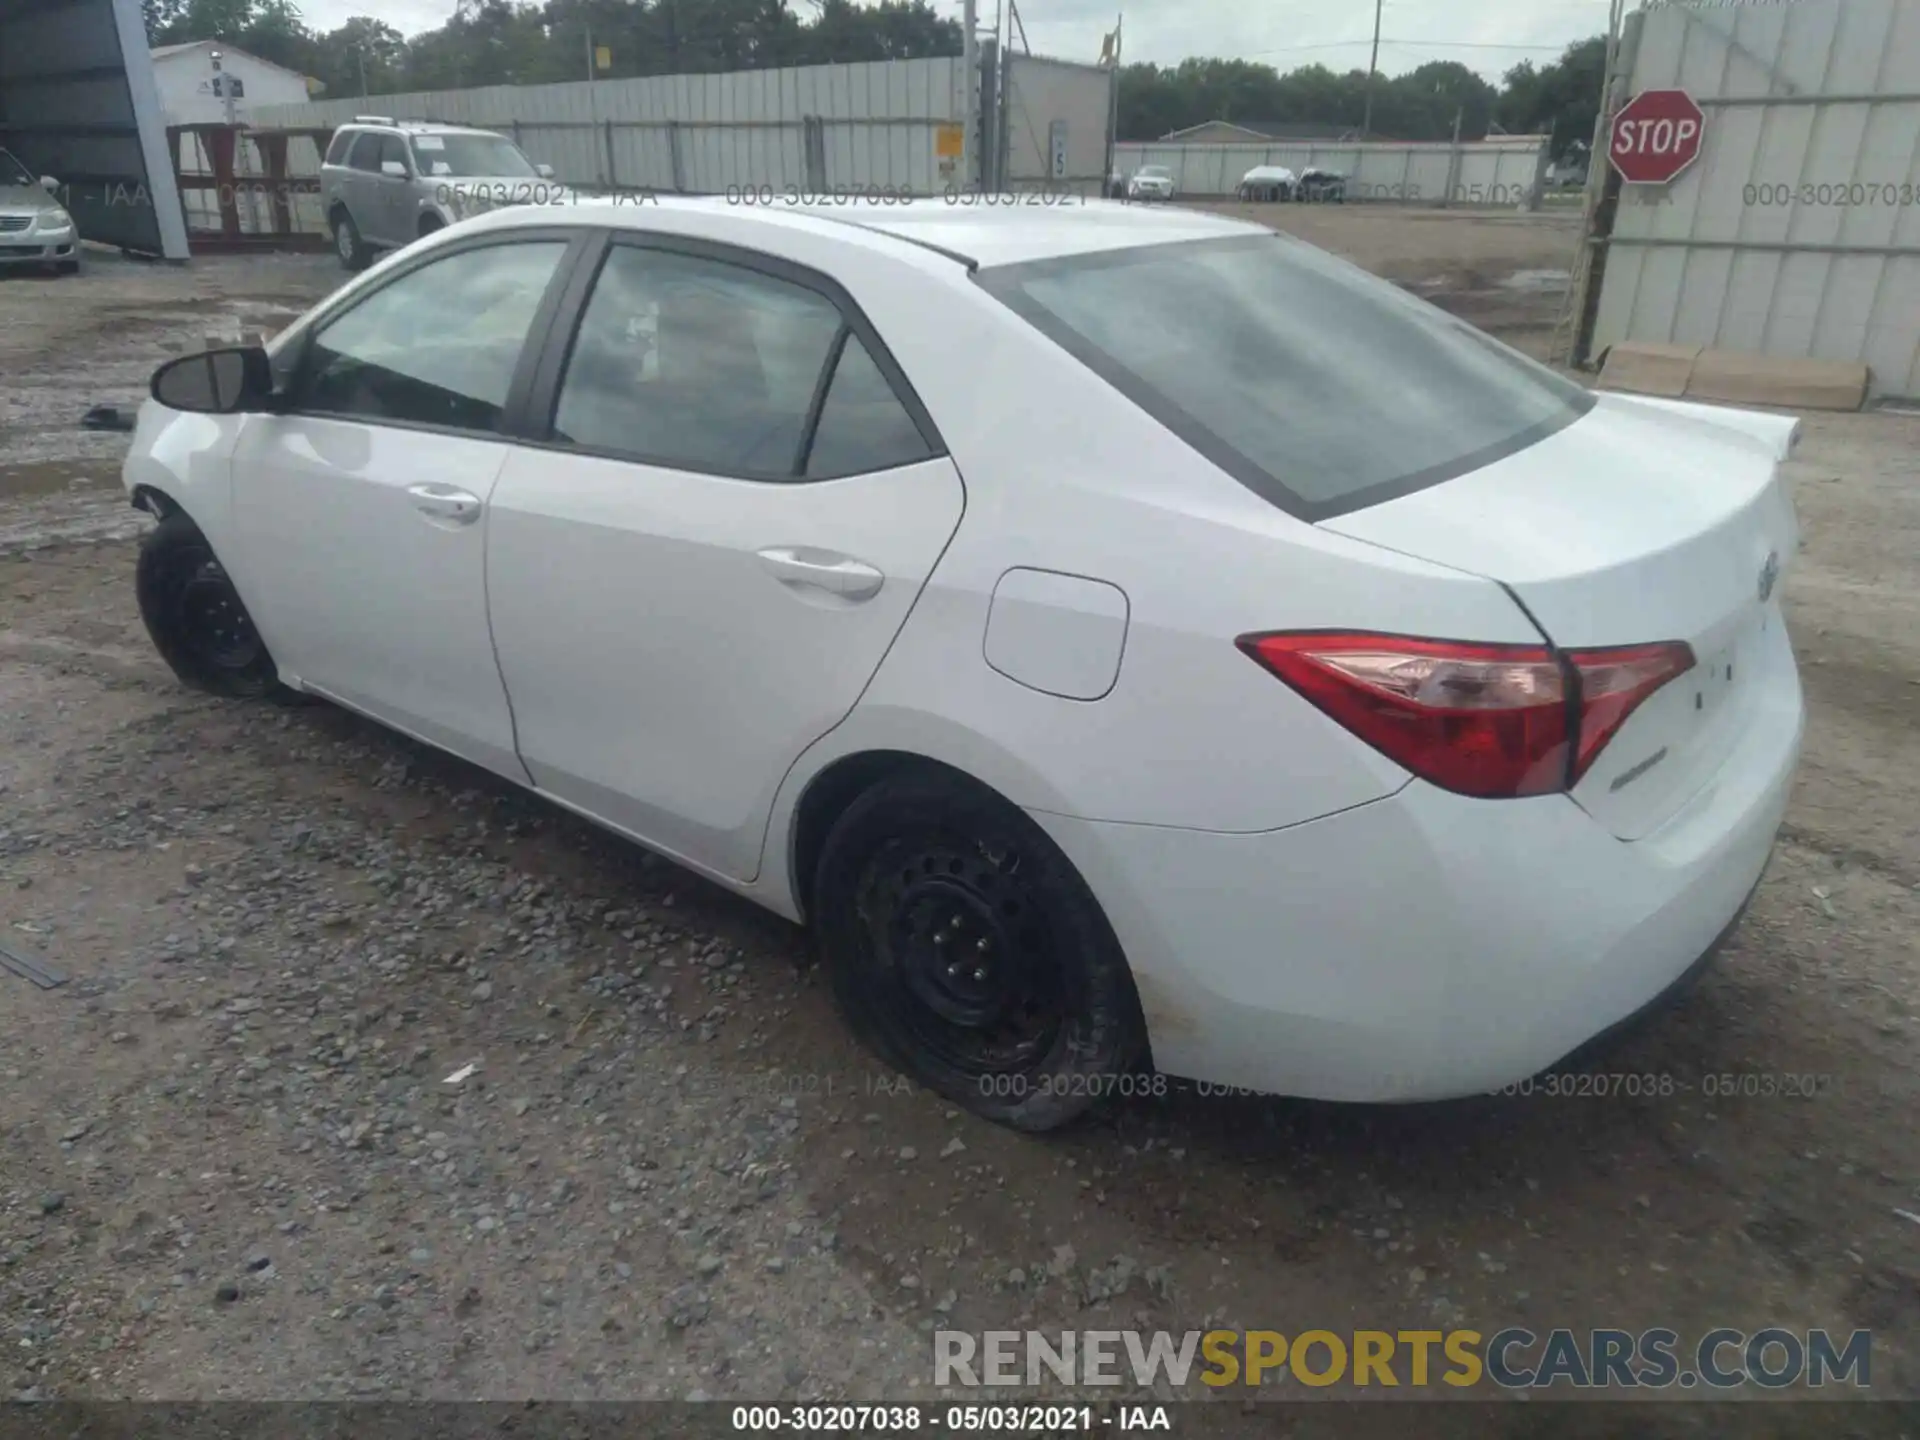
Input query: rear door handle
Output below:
<box><xmin>408</xmin><ymin>483</ymin><xmax>482</xmax><ymax>525</ymax></box>
<box><xmin>757</xmin><ymin>547</ymin><xmax>885</xmax><ymax>602</ymax></box>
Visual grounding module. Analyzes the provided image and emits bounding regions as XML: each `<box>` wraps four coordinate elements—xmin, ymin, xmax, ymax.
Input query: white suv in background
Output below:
<box><xmin>319</xmin><ymin>117</ymin><xmax>558</xmax><ymax>270</ymax></box>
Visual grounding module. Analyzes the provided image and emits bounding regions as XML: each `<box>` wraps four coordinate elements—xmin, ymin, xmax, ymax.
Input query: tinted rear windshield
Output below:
<box><xmin>976</xmin><ymin>233</ymin><xmax>1594</xmax><ymax>520</ymax></box>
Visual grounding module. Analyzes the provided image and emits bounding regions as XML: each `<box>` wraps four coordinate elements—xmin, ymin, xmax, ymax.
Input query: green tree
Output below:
<box><xmin>1113</xmin><ymin>42</ymin><xmax>1601</xmax><ymax>145</ymax></box>
<box><xmin>143</xmin><ymin>0</ymin><xmax>187</xmax><ymax>42</ymax></box>
<box><xmin>312</xmin><ymin>17</ymin><xmax>405</xmax><ymax>98</ymax></box>
<box><xmin>1496</xmin><ymin>37</ymin><xmax>1607</xmax><ymax>157</ymax></box>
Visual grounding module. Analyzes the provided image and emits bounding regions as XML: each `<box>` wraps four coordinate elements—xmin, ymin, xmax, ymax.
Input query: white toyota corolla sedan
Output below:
<box><xmin>123</xmin><ymin>197</ymin><xmax>1805</xmax><ymax>1131</ymax></box>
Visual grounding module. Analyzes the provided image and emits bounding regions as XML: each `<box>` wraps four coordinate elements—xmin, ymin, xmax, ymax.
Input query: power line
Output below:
<box><xmin>1243</xmin><ymin>36</ymin><xmax>1582</xmax><ymax>60</ymax></box>
<box><xmin>1241</xmin><ymin>39</ymin><xmax>1388</xmax><ymax>58</ymax></box>
<box><xmin>1380</xmin><ymin>39</ymin><xmax>1592</xmax><ymax>51</ymax></box>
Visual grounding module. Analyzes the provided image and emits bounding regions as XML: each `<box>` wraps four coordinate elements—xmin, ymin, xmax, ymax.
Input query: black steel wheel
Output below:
<box><xmin>136</xmin><ymin>510</ymin><xmax>281</xmax><ymax>698</ymax></box>
<box><xmin>813</xmin><ymin>769</ymin><xmax>1146</xmax><ymax>1132</ymax></box>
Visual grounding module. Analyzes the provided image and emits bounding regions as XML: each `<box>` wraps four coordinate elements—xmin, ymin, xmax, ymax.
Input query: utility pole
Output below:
<box><xmin>1103</xmin><ymin>13</ymin><xmax>1121</xmax><ymax>199</ymax></box>
<box><xmin>585</xmin><ymin>24</ymin><xmax>605</xmax><ymax>185</ymax></box>
<box><xmin>962</xmin><ymin>0</ymin><xmax>978</xmax><ymax>190</ymax></box>
<box><xmin>356</xmin><ymin>45</ymin><xmax>368</xmax><ymax>98</ymax></box>
<box><xmin>209</xmin><ymin>49</ymin><xmax>237</xmax><ymax>128</ymax></box>
<box><xmin>1361</xmin><ymin>0</ymin><xmax>1383</xmax><ymax>138</ymax></box>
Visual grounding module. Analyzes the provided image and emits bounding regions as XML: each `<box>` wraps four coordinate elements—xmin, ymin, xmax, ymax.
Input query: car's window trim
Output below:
<box><xmin>795</xmin><ymin>323</ymin><xmax>853</xmax><ymax>476</ymax></box>
<box><xmin>277</xmin><ymin>227</ymin><xmax>599</xmax><ymax>442</ymax></box>
<box><xmin>973</xmin><ymin>232</ymin><xmax>1597</xmax><ymax>524</ymax></box>
<box><xmin>519</xmin><ymin>227</ymin><xmax>946</xmax><ymax>485</ymax></box>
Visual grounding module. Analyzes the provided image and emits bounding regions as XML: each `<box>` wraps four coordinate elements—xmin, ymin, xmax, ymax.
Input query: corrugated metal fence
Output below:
<box><xmin>1113</xmin><ymin>134</ymin><xmax>1553</xmax><ymax>206</ymax></box>
<box><xmin>1590</xmin><ymin>0</ymin><xmax>1920</xmax><ymax>399</ymax></box>
<box><xmin>253</xmin><ymin>59</ymin><xmax>984</xmax><ymax>195</ymax></box>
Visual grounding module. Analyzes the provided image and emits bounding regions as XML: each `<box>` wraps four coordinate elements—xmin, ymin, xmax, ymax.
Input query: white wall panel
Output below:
<box><xmin>1593</xmin><ymin>0</ymin><xmax>1920</xmax><ymax>398</ymax></box>
<box><xmin>253</xmin><ymin>57</ymin><xmax>973</xmax><ymax>196</ymax></box>
<box><xmin>1112</xmin><ymin>137</ymin><xmax>1549</xmax><ymax>205</ymax></box>
<box><xmin>1003</xmin><ymin>56</ymin><xmax>1113</xmax><ymax>188</ymax></box>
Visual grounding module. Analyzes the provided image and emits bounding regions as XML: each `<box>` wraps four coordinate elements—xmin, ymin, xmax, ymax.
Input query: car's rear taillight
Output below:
<box><xmin>1237</xmin><ymin>632</ymin><xmax>1693</xmax><ymax>800</ymax></box>
<box><xmin>1562</xmin><ymin>642</ymin><xmax>1697</xmax><ymax>785</ymax></box>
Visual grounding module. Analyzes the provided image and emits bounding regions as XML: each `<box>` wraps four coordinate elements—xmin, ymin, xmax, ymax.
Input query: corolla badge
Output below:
<box><xmin>1758</xmin><ymin>550</ymin><xmax>1781</xmax><ymax>604</ymax></box>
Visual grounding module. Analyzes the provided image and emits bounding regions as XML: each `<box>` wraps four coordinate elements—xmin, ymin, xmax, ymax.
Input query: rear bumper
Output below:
<box><xmin>1035</xmin><ymin>658</ymin><xmax>1803</xmax><ymax>1102</ymax></box>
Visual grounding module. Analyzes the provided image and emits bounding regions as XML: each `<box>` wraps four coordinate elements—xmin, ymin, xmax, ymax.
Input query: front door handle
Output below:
<box><xmin>757</xmin><ymin>547</ymin><xmax>885</xmax><ymax>602</ymax></box>
<box><xmin>408</xmin><ymin>483</ymin><xmax>482</xmax><ymax>525</ymax></box>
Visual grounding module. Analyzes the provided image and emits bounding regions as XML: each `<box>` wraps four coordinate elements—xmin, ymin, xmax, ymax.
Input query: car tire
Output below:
<box><xmin>136</xmin><ymin>511</ymin><xmax>284</xmax><ymax>700</ymax></box>
<box><xmin>57</xmin><ymin>257</ymin><xmax>80</xmax><ymax>275</ymax></box>
<box><xmin>331</xmin><ymin>209</ymin><xmax>371</xmax><ymax>271</ymax></box>
<box><xmin>813</xmin><ymin>769</ymin><xmax>1146</xmax><ymax>1132</ymax></box>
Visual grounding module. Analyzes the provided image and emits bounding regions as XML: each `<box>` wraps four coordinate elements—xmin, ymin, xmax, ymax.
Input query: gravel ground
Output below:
<box><xmin>0</xmin><ymin>217</ymin><xmax>1916</xmax><ymax>1423</ymax></box>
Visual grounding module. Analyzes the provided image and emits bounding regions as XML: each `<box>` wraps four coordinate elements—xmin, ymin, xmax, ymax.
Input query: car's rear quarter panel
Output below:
<box><xmin>767</xmin><ymin>260</ymin><xmax>1552</xmax><ymax>898</ymax></box>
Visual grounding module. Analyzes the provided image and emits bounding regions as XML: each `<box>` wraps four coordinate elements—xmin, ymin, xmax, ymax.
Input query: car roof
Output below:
<box><xmin>473</xmin><ymin>195</ymin><xmax>1264</xmax><ymax>270</ymax></box>
<box><xmin>335</xmin><ymin>121</ymin><xmax>500</xmax><ymax>136</ymax></box>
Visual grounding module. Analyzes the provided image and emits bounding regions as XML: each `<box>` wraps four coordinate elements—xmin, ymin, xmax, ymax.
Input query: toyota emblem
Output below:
<box><xmin>1758</xmin><ymin>550</ymin><xmax>1780</xmax><ymax>604</ymax></box>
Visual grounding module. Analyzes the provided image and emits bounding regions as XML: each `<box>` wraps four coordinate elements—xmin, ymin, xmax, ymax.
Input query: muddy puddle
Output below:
<box><xmin>0</xmin><ymin>459</ymin><xmax>122</xmax><ymax>501</ymax></box>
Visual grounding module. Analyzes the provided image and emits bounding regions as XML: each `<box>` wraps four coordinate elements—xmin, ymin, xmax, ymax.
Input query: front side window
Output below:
<box><xmin>410</xmin><ymin>133</ymin><xmax>537</xmax><ymax>179</ymax></box>
<box><xmin>978</xmin><ymin>233</ymin><xmax>1595</xmax><ymax>519</ymax></box>
<box><xmin>551</xmin><ymin>244</ymin><xmax>846</xmax><ymax>477</ymax></box>
<box><xmin>377</xmin><ymin>134</ymin><xmax>411</xmax><ymax>175</ymax></box>
<box><xmin>296</xmin><ymin>241</ymin><xmax>568</xmax><ymax>433</ymax></box>
<box><xmin>323</xmin><ymin>130</ymin><xmax>354</xmax><ymax>166</ymax></box>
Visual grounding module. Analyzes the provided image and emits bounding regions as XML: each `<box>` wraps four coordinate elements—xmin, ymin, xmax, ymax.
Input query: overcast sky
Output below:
<box><xmin>297</xmin><ymin>0</ymin><xmax>1614</xmax><ymax>83</ymax></box>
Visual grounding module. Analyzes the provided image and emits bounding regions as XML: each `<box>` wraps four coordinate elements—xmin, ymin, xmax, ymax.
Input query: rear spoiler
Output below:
<box><xmin>1600</xmin><ymin>393</ymin><xmax>1802</xmax><ymax>463</ymax></box>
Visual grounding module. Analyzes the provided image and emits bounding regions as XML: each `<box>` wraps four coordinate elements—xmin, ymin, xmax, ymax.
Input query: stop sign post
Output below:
<box><xmin>1610</xmin><ymin>89</ymin><xmax>1707</xmax><ymax>185</ymax></box>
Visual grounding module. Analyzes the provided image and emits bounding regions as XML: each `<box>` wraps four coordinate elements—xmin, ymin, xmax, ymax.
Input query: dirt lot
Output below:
<box><xmin>1</xmin><ymin>210</ymin><xmax>1916</xmax><ymax>1429</ymax></box>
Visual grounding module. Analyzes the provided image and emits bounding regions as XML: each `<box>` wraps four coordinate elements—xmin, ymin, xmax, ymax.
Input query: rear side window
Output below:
<box><xmin>977</xmin><ymin>233</ymin><xmax>1595</xmax><ymax>520</ymax></box>
<box><xmin>551</xmin><ymin>244</ymin><xmax>844</xmax><ymax>478</ymax></box>
<box><xmin>805</xmin><ymin>334</ymin><xmax>933</xmax><ymax>478</ymax></box>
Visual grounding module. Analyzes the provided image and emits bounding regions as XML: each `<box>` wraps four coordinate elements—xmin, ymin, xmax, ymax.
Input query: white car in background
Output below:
<box><xmin>1126</xmin><ymin>165</ymin><xmax>1177</xmax><ymax>201</ymax></box>
<box><xmin>0</xmin><ymin>146</ymin><xmax>79</xmax><ymax>274</ymax></box>
<box><xmin>1237</xmin><ymin>164</ymin><xmax>1298</xmax><ymax>202</ymax></box>
<box><xmin>122</xmin><ymin>199</ymin><xmax>1804</xmax><ymax>1131</ymax></box>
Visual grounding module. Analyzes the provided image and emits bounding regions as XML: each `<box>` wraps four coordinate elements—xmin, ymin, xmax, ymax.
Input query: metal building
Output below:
<box><xmin>1588</xmin><ymin>0</ymin><xmax>1920</xmax><ymax>401</ymax></box>
<box><xmin>253</xmin><ymin>53</ymin><xmax>1116</xmax><ymax>199</ymax></box>
<box><xmin>0</xmin><ymin>0</ymin><xmax>188</xmax><ymax>258</ymax></box>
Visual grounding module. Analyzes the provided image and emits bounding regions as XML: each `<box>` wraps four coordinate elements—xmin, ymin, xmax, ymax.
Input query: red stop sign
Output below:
<box><xmin>1610</xmin><ymin>89</ymin><xmax>1707</xmax><ymax>184</ymax></box>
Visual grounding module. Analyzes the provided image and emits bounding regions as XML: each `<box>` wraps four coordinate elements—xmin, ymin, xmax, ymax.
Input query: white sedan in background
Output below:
<box><xmin>124</xmin><ymin>198</ymin><xmax>1804</xmax><ymax>1131</ymax></box>
<box><xmin>1126</xmin><ymin>165</ymin><xmax>1177</xmax><ymax>201</ymax></box>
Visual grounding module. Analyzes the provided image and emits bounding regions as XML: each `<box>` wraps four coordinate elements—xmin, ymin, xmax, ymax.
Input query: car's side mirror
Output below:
<box><xmin>535</xmin><ymin>163</ymin><xmax>555</xmax><ymax>179</ymax></box>
<box><xmin>40</xmin><ymin>175</ymin><xmax>58</xmax><ymax>193</ymax></box>
<box><xmin>381</xmin><ymin>160</ymin><xmax>408</xmax><ymax>178</ymax></box>
<box><xmin>151</xmin><ymin>345</ymin><xmax>274</xmax><ymax>414</ymax></box>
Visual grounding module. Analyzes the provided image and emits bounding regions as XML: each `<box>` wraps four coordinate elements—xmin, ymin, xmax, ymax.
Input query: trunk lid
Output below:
<box><xmin>1319</xmin><ymin>392</ymin><xmax>1802</xmax><ymax>840</ymax></box>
